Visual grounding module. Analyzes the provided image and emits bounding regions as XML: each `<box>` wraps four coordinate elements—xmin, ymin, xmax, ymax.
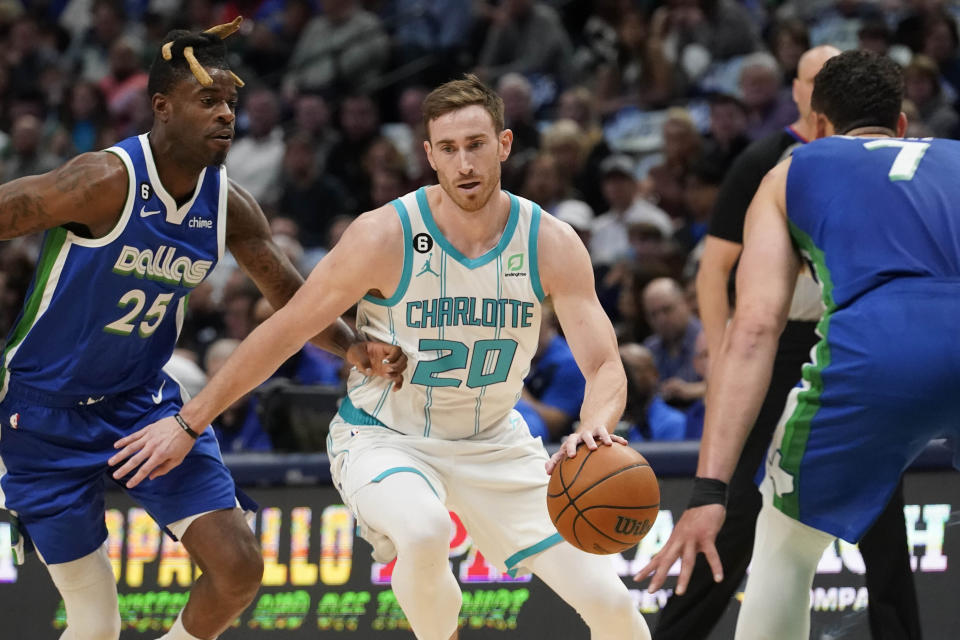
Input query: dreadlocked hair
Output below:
<box><xmin>147</xmin><ymin>17</ymin><xmax>245</xmax><ymax>96</ymax></box>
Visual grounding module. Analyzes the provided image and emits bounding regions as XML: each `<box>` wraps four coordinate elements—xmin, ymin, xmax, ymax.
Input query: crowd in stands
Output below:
<box><xmin>2</xmin><ymin>0</ymin><xmax>959</xmax><ymax>452</ymax></box>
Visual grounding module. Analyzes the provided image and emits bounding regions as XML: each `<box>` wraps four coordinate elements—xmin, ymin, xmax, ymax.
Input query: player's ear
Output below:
<box><xmin>152</xmin><ymin>93</ymin><xmax>171</xmax><ymax>124</ymax></box>
<box><xmin>813</xmin><ymin>112</ymin><xmax>832</xmax><ymax>139</ymax></box>
<box><xmin>499</xmin><ymin>128</ymin><xmax>513</xmax><ymax>162</ymax></box>
<box><xmin>896</xmin><ymin>112</ymin><xmax>908</xmax><ymax>137</ymax></box>
<box><xmin>423</xmin><ymin>140</ymin><xmax>437</xmax><ymax>171</ymax></box>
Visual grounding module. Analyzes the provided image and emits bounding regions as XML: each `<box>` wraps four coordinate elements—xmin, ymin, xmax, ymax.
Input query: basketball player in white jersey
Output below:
<box><xmin>113</xmin><ymin>75</ymin><xmax>651</xmax><ymax>640</ymax></box>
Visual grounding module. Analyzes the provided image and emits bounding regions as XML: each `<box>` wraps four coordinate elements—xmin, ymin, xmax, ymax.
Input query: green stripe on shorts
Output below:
<box><xmin>776</xmin><ymin>221</ymin><xmax>838</xmax><ymax>518</ymax></box>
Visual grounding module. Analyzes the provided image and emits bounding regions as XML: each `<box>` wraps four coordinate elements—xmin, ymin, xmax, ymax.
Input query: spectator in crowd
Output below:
<box><xmin>58</xmin><ymin>80</ymin><xmax>111</xmax><ymax>155</ymax></box>
<box><xmin>739</xmin><ymin>51</ymin><xmax>798</xmax><ymax>140</ymax></box>
<box><xmin>236</xmin><ymin>0</ymin><xmax>313</xmax><ymax>88</ymax></box>
<box><xmin>539</xmin><ymin>119</ymin><xmax>587</xmax><ymax>203</ymax></box>
<box><xmin>858</xmin><ymin>19</ymin><xmax>894</xmax><ymax>57</ymax></box>
<box><xmin>904</xmin><ymin>54</ymin><xmax>959</xmax><ymax>138</ymax></box>
<box><xmin>555</xmin><ymin>86</ymin><xmax>612</xmax><ymax>214</ymax></box>
<box><xmin>382</xmin><ymin>85</ymin><xmax>430</xmax><ymax>179</ymax></box>
<box><xmin>290</xmin><ymin>92</ymin><xmax>339</xmax><ymax>170</ymax></box>
<box><xmin>702</xmin><ymin>92</ymin><xmax>750</xmax><ymax>168</ymax></box>
<box><xmin>675</xmin><ymin>156</ymin><xmax>725</xmax><ymax>252</ymax></box>
<box><xmin>496</xmin><ymin>72</ymin><xmax>541</xmax><ymax>187</ymax></box>
<box><xmin>594</xmin><ymin>8</ymin><xmax>677</xmax><ymax>116</ymax></box>
<box><xmin>653</xmin><ymin>0</ymin><xmax>761</xmax><ymax>86</ymax></box>
<box><xmin>326</xmin><ymin>93</ymin><xmax>381</xmax><ymax>207</ymax></box>
<box><xmin>98</xmin><ymin>36</ymin><xmax>148</xmax><ymax>134</ymax></box>
<box><xmin>683</xmin><ymin>329</ymin><xmax>709</xmax><ymax>440</ymax></box>
<box><xmin>7</xmin><ymin>15</ymin><xmax>59</xmax><ymax>96</ymax></box>
<box><xmin>641</xmin><ymin>108</ymin><xmax>703</xmax><ymax>220</ymax></box>
<box><xmin>553</xmin><ymin>198</ymin><xmax>594</xmax><ymax>249</ymax></box>
<box><xmin>515</xmin><ymin>301</ymin><xmax>586</xmax><ymax>441</ymax></box>
<box><xmin>591</xmin><ymin>154</ymin><xmax>673</xmax><ymax>267</ymax></box>
<box><xmin>391</xmin><ymin>0</ymin><xmax>475</xmax><ymax>84</ymax></box>
<box><xmin>919</xmin><ymin>9</ymin><xmax>960</xmax><ymax>97</ymax></box>
<box><xmin>69</xmin><ymin>0</ymin><xmax>131</xmax><ymax>82</ymax></box>
<box><xmin>620</xmin><ymin>342</ymin><xmax>687</xmax><ymax>442</ymax></box>
<box><xmin>641</xmin><ymin>277</ymin><xmax>704</xmax><ymax>405</ymax></box>
<box><xmin>283</xmin><ymin>0</ymin><xmax>390</xmax><ymax>95</ymax></box>
<box><xmin>226</xmin><ymin>87</ymin><xmax>286</xmax><ymax>209</ymax></box>
<box><xmin>1</xmin><ymin>113</ymin><xmax>60</xmax><ymax>183</ymax></box>
<box><xmin>206</xmin><ymin>338</ymin><xmax>273</xmax><ymax>453</ymax></box>
<box><xmin>520</xmin><ymin>152</ymin><xmax>565</xmax><ymax>213</ymax></box>
<box><xmin>476</xmin><ymin>0</ymin><xmax>573</xmax><ymax>87</ymax></box>
<box><xmin>279</xmin><ymin>132</ymin><xmax>354</xmax><ymax>249</ymax></box>
<box><xmin>768</xmin><ymin>18</ymin><xmax>809</xmax><ymax>83</ymax></box>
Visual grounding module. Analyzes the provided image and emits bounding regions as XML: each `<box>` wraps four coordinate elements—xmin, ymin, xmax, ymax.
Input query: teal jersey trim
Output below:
<box><xmin>504</xmin><ymin>533</ymin><xmax>564</xmax><ymax>577</ymax></box>
<box><xmin>528</xmin><ymin>203</ymin><xmax>545</xmax><ymax>302</ymax></box>
<box><xmin>370</xmin><ymin>467</ymin><xmax>439</xmax><ymax>497</ymax></box>
<box><xmin>364</xmin><ymin>197</ymin><xmax>414</xmax><ymax>306</ymax></box>
<box><xmin>415</xmin><ymin>187</ymin><xmax>519</xmax><ymax>269</ymax></box>
<box><xmin>338</xmin><ymin>395</ymin><xmax>388</xmax><ymax>427</ymax></box>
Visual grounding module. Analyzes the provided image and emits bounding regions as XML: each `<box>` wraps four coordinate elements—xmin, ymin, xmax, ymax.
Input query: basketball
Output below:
<box><xmin>547</xmin><ymin>442</ymin><xmax>660</xmax><ymax>554</ymax></box>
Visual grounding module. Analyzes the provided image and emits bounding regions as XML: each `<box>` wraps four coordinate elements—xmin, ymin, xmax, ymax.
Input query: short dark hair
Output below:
<box><xmin>147</xmin><ymin>29</ymin><xmax>231</xmax><ymax>96</ymax></box>
<box><xmin>810</xmin><ymin>50</ymin><xmax>903</xmax><ymax>134</ymax></box>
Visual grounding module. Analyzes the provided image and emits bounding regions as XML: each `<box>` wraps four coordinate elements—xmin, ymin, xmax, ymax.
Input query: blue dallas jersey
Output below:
<box><xmin>787</xmin><ymin>136</ymin><xmax>960</xmax><ymax>310</ymax></box>
<box><xmin>0</xmin><ymin>133</ymin><xmax>227</xmax><ymax>399</ymax></box>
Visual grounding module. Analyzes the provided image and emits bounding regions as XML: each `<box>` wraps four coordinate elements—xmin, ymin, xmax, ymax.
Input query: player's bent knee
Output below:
<box><xmin>219</xmin><ymin>538</ymin><xmax>264</xmax><ymax>599</ymax></box>
<box><xmin>71</xmin><ymin>610</ymin><xmax>122</xmax><ymax>640</ymax></box>
<box><xmin>577</xmin><ymin>583</ymin><xmax>635</xmax><ymax>626</ymax></box>
<box><xmin>397</xmin><ymin>507</ymin><xmax>452</xmax><ymax>560</ymax></box>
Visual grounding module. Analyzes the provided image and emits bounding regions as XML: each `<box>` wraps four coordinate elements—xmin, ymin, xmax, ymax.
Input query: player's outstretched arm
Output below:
<box><xmin>226</xmin><ymin>180</ymin><xmax>403</xmax><ymax>374</ymax></box>
<box><xmin>635</xmin><ymin>160</ymin><xmax>800</xmax><ymax>595</ymax></box>
<box><xmin>109</xmin><ymin>207</ymin><xmax>406</xmax><ymax>487</ymax></box>
<box><xmin>539</xmin><ymin>214</ymin><xmax>629</xmax><ymax>474</ymax></box>
<box><xmin>0</xmin><ymin>152</ymin><xmax>127</xmax><ymax>240</ymax></box>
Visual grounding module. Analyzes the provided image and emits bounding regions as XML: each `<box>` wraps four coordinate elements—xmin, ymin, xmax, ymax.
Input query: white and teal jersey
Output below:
<box><xmin>0</xmin><ymin>133</ymin><xmax>227</xmax><ymax>401</ymax></box>
<box><xmin>343</xmin><ymin>187</ymin><xmax>545</xmax><ymax>440</ymax></box>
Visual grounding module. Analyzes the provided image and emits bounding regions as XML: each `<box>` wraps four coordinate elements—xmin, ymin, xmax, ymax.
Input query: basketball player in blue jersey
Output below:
<box><xmin>0</xmin><ymin>18</ymin><xmax>402</xmax><ymax>640</ymax></box>
<box><xmin>637</xmin><ymin>50</ymin><xmax>960</xmax><ymax>638</ymax></box>
<box><xmin>114</xmin><ymin>75</ymin><xmax>652</xmax><ymax>640</ymax></box>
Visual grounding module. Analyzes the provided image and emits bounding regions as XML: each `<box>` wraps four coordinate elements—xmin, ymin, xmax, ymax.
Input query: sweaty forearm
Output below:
<box><xmin>578</xmin><ymin>360</ymin><xmax>627</xmax><ymax>433</ymax></box>
<box><xmin>696</xmin><ymin>263</ymin><xmax>732</xmax><ymax>358</ymax></box>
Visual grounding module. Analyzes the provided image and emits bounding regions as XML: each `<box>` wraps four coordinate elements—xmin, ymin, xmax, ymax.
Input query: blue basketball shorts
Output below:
<box><xmin>0</xmin><ymin>369</ymin><xmax>253</xmax><ymax>564</ymax></box>
<box><xmin>762</xmin><ymin>279</ymin><xmax>960</xmax><ymax>542</ymax></box>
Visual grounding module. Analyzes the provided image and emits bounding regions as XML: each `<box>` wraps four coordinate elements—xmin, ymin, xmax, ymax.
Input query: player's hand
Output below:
<box><xmin>633</xmin><ymin>504</ymin><xmax>726</xmax><ymax>594</ymax></box>
<box><xmin>108</xmin><ymin>416</ymin><xmax>196</xmax><ymax>488</ymax></box>
<box><xmin>346</xmin><ymin>341</ymin><xmax>406</xmax><ymax>390</ymax></box>
<box><xmin>545</xmin><ymin>425</ymin><xmax>627</xmax><ymax>474</ymax></box>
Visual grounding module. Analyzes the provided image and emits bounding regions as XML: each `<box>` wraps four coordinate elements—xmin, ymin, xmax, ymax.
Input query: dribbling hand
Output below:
<box><xmin>633</xmin><ymin>504</ymin><xmax>726</xmax><ymax>594</ymax></box>
<box><xmin>109</xmin><ymin>416</ymin><xmax>195</xmax><ymax>488</ymax></box>
<box><xmin>545</xmin><ymin>425</ymin><xmax>627</xmax><ymax>475</ymax></box>
<box><xmin>346</xmin><ymin>342</ymin><xmax>406</xmax><ymax>390</ymax></box>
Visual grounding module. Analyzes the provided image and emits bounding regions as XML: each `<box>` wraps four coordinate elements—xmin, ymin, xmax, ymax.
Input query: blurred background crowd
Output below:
<box><xmin>0</xmin><ymin>0</ymin><xmax>955</xmax><ymax>452</ymax></box>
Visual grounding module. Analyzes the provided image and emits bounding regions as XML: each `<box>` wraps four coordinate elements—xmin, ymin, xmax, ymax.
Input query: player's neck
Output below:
<box><xmin>790</xmin><ymin>118</ymin><xmax>816</xmax><ymax>143</ymax></box>
<box><xmin>428</xmin><ymin>185</ymin><xmax>511</xmax><ymax>260</ymax></box>
<box><xmin>147</xmin><ymin>131</ymin><xmax>205</xmax><ymax>202</ymax></box>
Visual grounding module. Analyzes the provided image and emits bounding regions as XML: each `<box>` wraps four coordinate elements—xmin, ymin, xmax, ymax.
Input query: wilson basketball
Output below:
<box><xmin>547</xmin><ymin>443</ymin><xmax>659</xmax><ymax>554</ymax></box>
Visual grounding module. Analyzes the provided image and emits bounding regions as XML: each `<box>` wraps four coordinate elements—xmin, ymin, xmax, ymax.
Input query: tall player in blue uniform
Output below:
<box><xmin>638</xmin><ymin>50</ymin><xmax>960</xmax><ymax>638</ymax></box>
<box><xmin>0</xmin><ymin>18</ymin><xmax>401</xmax><ymax>640</ymax></box>
<box><xmin>113</xmin><ymin>75</ymin><xmax>651</xmax><ymax>640</ymax></box>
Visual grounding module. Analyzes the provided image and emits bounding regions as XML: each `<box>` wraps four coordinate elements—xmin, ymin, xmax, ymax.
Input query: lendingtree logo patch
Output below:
<box><xmin>507</xmin><ymin>253</ymin><xmax>524</xmax><ymax>271</ymax></box>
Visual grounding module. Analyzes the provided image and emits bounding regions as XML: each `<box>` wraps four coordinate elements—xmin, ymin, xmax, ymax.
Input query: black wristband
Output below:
<box><xmin>173</xmin><ymin>413</ymin><xmax>199</xmax><ymax>440</ymax></box>
<box><xmin>687</xmin><ymin>477</ymin><xmax>728</xmax><ymax>509</ymax></box>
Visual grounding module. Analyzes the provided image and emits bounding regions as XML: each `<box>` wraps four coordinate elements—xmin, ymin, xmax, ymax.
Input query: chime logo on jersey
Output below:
<box><xmin>112</xmin><ymin>244</ymin><xmax>212</xmax><ymax>287</ymax></box>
